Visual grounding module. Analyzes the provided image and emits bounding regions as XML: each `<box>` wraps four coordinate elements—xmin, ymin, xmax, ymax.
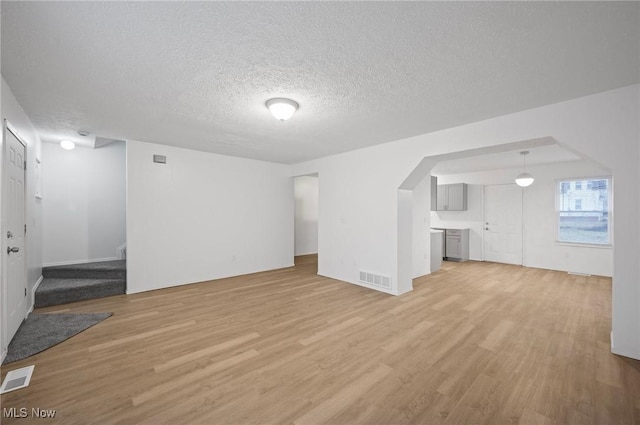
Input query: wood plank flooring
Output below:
<box><xmin>2</xmin><ymin>256</ymin><xmax>639</xmax><ymax>424</ymax></box>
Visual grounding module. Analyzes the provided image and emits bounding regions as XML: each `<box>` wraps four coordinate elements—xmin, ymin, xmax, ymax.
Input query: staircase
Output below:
<box><xmin>36</xmin><ymin>260</ymin><xmax>126</xmax><ymax>308</ymax></box>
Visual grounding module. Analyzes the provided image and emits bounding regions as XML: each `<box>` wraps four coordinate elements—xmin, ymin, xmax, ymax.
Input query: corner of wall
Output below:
<box><xmin>28</xmin><ymin>275</ymin><xmax>44</xmax><ymax>314</ymax></box>
<box><xmin>611</xmin><ymin>331</ymin><xmax>640</xmax><ymax>361</ymax></box>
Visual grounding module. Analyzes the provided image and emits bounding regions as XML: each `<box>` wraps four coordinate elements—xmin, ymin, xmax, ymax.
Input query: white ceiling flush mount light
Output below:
<box><xmin>60</xmin><ymin>140</ymin><xmax>75</xmax><ymax>150</ymax></box>
<box><xmin>515</xmin><ymin>151</ymin><xmax>534</xmax><ymax>187</ymax></box>
<box><xmin>266</xmin><ymin>98</ymin><xmax>299</xmax><ymax>121</ymax></box>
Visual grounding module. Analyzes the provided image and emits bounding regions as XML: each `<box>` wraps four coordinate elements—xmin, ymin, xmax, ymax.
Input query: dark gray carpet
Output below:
<box><xmin>35</xmin><ymin>278</ymin><xmax>126</xmax><ymax>308</ymax></box>
<box><xmin>36</xmin><ymin>260</ymin><xmax>126</xmax><ymax>307</ymax></box>
<box><xmin>42</xmin><ymin>260</ymin><xmax>126</xmax><ymax>279</ymax></box>
<box><xmin>3</xmin><ymin>313</ymin><xmax>112</xmax><ymax>365</ymax></box>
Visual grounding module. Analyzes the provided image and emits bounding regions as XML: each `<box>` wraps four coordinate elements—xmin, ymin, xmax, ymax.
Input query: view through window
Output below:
<box><xmin>557</xmin><ymin>177</ymin><xmax>610</xmax><ymax>245</ymax></box>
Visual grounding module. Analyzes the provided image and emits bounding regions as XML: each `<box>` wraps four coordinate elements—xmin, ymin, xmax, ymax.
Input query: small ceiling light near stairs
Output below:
<box><xmin>266</xmin><ymin>98</ymin><xmax>299</xmax><ymax>121</ymax></box>
<box><xmin>60</xmin><ymin>140</ymin><xmax>75</xmax><ymax>150</ymax></box>
<box><xmin>515</xmin><ymin>151</ymin><xmax>534</xmax><ymax>187</ymax></box>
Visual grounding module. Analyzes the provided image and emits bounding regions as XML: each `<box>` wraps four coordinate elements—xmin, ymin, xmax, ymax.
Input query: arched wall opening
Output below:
<box><xmin>398</xmin><ymin>137</ymin><xmax>613</xmax><ymax>293</ymax></box>
<box><xmin>290</xmin><ymin>85</ymin><xmax>638</xmax><ymax>359</ymax></box>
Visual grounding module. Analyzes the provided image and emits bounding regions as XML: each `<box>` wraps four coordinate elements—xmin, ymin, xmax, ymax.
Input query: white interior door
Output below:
<box><xmin>3</xmin><ymin>125</ymin><xmax>28</xmax><ymax>349</ymax></box>
<box><xmin>484</xmin><ymin>184</ymin><xmax>523</xmax><ymax>265</ymax></box>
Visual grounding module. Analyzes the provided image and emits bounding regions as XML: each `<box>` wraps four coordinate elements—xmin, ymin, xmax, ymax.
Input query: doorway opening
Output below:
<box><xmin>36</xmin><ymin>138</ymin><xmax>127</xmax><ymax>308</ymax></box>
<box><xmin>483</xmin><ymin>184</ymin><xmax>523</xmax><ymax>265</ymax></box>
<box><xmin>2</xmin><ymin>121</ymin><xmax>28</xmax><ymax>357</ymax></box>
<box><xmin>293</xmin><ymin>174</ymin><xmax>319</xmax><ymax>273</ymax></box>
<box><xmin>398</xmin><ymin>136</ymin><xmax>609</xmax><ymax>292</ymax></box>
<box><xmin>41</xmin><ymin>139</ymin><xmax>126</xmax><ymax>269</ymax></box>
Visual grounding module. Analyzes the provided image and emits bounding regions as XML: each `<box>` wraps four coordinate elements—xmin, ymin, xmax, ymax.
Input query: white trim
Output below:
<box><xmin>483</xmin><ymin>183</ymin><xmax>524</xmax><ymax>266</ymax></box>
<box><xmin>554</xmin><ymin>241</ymin><xmax>612</xmax><ymax>249</ymax></box>
<box><xmin>610</xmin><ymin>331</ymin><xmax>640</xmax><ymax>360</ymax></box>
<box><xmin>555</xmin><ymin>175</ymin><xmax>612</xmax><ymax>246</ymax></box>
<box><xmin>1</xmin><ymin>119</ymin><xmax>29</xmax><ymax>369</ymax></box>
<box><xmin>480</xmin><ymin>185</ymin><xmax>485</xmax><ymax>261</ymax></box>
<box><xmin>116</xmin><ymin>242</ymin><xmax>127</xmax><ymax>259</ymax></box>
<box><xmin>43</xmin><ymin>257</ymin><xmax>119</xmax><ymax>268</ymax></box>
<box><xmin>521</xmin><ymin>184</ymin><xmax>526</xmax><ymax>266</ymax></box>
<box><xmin>319</xmin><ymin>271</ymin><xmax>401</xmax><ymax>296</ymax></box>
<box><xmin>28</xmin><ymin>275</ymin><xmax>44</xmax><ymax>314</ymax></box>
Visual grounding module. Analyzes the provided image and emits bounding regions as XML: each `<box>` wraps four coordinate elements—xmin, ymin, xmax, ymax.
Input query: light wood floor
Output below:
<box><xmin>2</xmin><ymin>256</ymin><xmax>639</xmax><ymax>424</ymax></box>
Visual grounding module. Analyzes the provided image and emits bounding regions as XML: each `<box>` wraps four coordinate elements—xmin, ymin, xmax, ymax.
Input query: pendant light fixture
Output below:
<box><xmin>515</xmin><ymin>151</ymin><xmax>534</xmax><ymax>187</ymax></box>
<box><xmin>266</xmin><ymin>98</ymin><xmax>299</xmax><ymax>121</ymax></box>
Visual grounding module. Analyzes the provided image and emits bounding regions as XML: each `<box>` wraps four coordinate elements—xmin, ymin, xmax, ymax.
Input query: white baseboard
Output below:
<box><xmin>318</xmin><ymin>271</ymin><xmax>399</xmax><ymax>296</ymax></box>
<box><xmin>28</xmin><ymin>275</ymin><xmax>44</xmax><ymax>314</ymax></box>
<box><xmin>43</xmin><ymin>257</ymin><xmax>119</xmax><ymax>268</ymax></box>
<box><xmin>117</xmin><ymin>242</ymin><xmax>127</xmax><ymax>260</ymax></box>
<box><xmin>610</xmin><ymin>331</ymin><xmax>640</xmax><ymax>360</ymax></box>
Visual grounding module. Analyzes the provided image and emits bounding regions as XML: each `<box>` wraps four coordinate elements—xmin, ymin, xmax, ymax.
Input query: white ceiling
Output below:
<box><xmin>432</xmin><ymin>144</ymin><xmax>581</xmax><ymax>176</ymax></box>
<box><xmin>2</xmin><ymin>2</ymin><xmax>638</xmax><ymax>163</ymax></box>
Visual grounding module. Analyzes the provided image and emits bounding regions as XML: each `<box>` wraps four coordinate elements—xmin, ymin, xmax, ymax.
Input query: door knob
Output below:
<box><xmin>7</xmin><ymin>247</ymin><xmax>19</xmax><ymax>254</ymax></box>
<box><xmin>7</xmin><ymin>231</ymin><xmax>13</xmax><ymax>238</ymax></box>
<box><xmin>485</xmin><ymin>227</ymin><xmax>489</xmax><ymax>230</ymax></box>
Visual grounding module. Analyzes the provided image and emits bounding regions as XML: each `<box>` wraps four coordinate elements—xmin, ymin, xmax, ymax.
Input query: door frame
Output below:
<box><xmin>1</xmin><ymin>119</ymin><xmax>29</xmax><ymax>358</ymax></box>
<box><xmin>482</xmin><ymin>183</ymin><xmax>524</xmax><ymax>266</ymax></box>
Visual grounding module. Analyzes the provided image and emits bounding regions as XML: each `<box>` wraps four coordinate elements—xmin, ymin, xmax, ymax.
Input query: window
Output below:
<box><xmin>557</xmin><ymin>177</ymin><xmax>611</xmax><ymax>245</ymax></box>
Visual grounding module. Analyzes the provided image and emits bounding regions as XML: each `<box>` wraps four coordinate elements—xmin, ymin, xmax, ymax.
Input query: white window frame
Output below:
<box><xmin>555</xmin><ymin>176</ymin><xmax>612</xmax><ymax>247</ymax></box>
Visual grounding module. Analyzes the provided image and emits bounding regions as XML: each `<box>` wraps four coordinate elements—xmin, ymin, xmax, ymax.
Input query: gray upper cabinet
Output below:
<box><xmin>435</xmin><ymin>183</ymin><xmax>467</xmax><ymax>211</ymax></box>
<box><xmin>436</xmin><ymin>184</ymin><xmax>448</xmax><ymax>211</ymax></box>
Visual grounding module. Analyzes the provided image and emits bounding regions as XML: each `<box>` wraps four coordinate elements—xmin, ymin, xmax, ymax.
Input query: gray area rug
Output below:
<box><xmin>3</xmin><ymin>313</ymin><xmax>112</xmax><ymax>365</ymax></box>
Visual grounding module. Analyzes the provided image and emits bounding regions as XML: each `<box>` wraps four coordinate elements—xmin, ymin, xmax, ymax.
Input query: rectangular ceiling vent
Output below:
<box><xmin>359</xmin><ymin>270</ymin><xmax>391</xmax><ymax>289</ymax></box>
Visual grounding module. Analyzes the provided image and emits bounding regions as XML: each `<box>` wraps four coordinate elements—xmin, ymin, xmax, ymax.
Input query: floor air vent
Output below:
<box><xmin>0</xmin><ymin>365</ymin><xmax>35</xmax><ymax>394</ymax></box>
<box><xmin>359</xmin><ymin>270</ymin><xmax>391</xmax><ymax>289</ymax></box>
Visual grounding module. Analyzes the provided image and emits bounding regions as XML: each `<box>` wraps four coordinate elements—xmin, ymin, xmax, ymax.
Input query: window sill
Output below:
<box><xmin>554</xmin><ymin>241</ymin><xmax>612</xmax><ymax>249</ymax></box>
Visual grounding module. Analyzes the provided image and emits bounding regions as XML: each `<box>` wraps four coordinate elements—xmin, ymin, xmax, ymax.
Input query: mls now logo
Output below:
<box><xmin>3</xmin><ymin>408</ymin><xmax>28</xmax><ymax>418</ymax></box>
<box><xmin>3</xmin><ymin>407</ymin><xmax>57</xmax><ymax>419</ymax></box>
<box><xmin>31</xmin><ymin>408</ymin><xmax>57</xmax><ymax>418</ymax></box>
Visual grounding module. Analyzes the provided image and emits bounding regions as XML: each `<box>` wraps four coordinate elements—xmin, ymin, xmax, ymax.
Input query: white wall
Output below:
<box><xmin>431</xmin><ymin>184</ymin><xmax>484</xmax><ymax>261</ymax></box>
<box><xmin>42</xmin><ymin>141</ymin><xmax>126</xmax><ymax>266</ymax></box>
<box><xmin>298</xmin><ymin>150</ymin><xmax>410</xmax><ymax>296</ymax></box>
<box><xmin>436</xmin><ymin>161</ymin><xmax>613</xmax><ymax>276</ymax></box>
<box><xmin>412</xmin><ymin>175</ymin><xmax>430</xmax><ymax>278</ymax></box>
<box><xmin>294</xmin><ymin>175</ymin><xmax>318</xmax><ymax>256</ymax></box>
<box><xmin>524</xmin><ymin>162</ymin><xmax>612</xmax><ymax>277</ymax></box>
<box><xmin>291</xmin><ymin>85</ymin><xmax>639</xmax><ymax>359</ymax></box>
<box><xmin>126</xmin><ymin>140</ymin><xmax>294</xmax><ymax>294</ymax></box>
<box><xmin>1</xmin><ymin>77</ymin><xmax>44</xmax><ymax>357</ymax></box>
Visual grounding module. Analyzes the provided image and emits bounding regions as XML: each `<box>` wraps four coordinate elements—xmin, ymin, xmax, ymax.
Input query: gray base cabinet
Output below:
<box><xmin>445</xmin><ymin>229</ymin><xmax>469</xmax><ymax>261</ymax></box>
<box><xmin>430</xmin><ymin>230</ymin><xmax>443</xmax><ymax>272</ymax></box>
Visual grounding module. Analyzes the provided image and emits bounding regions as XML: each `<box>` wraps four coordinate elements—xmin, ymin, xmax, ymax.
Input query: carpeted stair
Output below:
<box><xmin>36</xmin><ymin>260</ymin><xmax>126</xmax><ymax>307</ymax></box>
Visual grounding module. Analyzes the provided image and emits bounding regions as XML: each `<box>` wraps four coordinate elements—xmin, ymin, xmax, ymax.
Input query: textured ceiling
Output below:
<box><xmin>2</xmin><ymin>2</ymin><xmax>639</xmax><ymax>163</ymax></box>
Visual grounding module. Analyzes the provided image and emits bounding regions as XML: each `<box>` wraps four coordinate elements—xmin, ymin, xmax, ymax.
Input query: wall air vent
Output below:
<box><xmin>359</xmin><ymin>270</ymin><xmax>392</xmax><ymax>289</ymax></box>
